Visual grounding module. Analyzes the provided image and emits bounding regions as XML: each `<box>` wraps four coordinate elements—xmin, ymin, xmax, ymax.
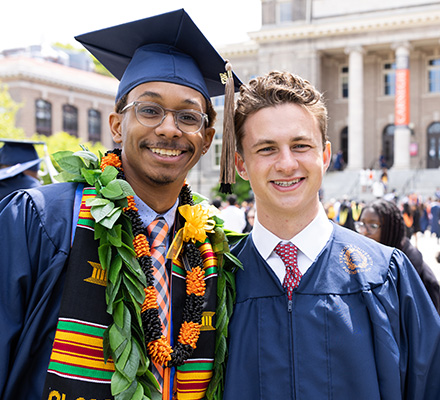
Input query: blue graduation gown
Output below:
<box><xmin>224</xmin><ymin>224</ymin><xmax>440</xmax><ymax>399</ymax></box>
<box><xmin>0</xmin><ymin>173</ymin><xmax>41</xmax><ymax>200</ymax></box>
<box><xmin>0</xmin><ymin>182</ymin><xmax>76</xmax><ymax>399</ymax></box>
<box><xmin>0</xmin><ymin>182</ymin><xmax>218</xmax><ymax>400</ymax></box>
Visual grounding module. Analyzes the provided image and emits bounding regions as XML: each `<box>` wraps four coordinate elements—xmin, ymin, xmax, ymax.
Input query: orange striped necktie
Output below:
<box><xmin>147</xmin><ymin>216</ymin><xmax>170</xmax><ymax>334</ymax></box>
<box><xmin>147</xmin><ymin>216</ymin><xmax>170</xmax><ymax>389</ymax></box>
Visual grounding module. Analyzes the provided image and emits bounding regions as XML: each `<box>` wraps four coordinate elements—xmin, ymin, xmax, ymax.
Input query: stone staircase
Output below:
<box><xmin>321</xmin><ymin>168</ymin><xmax>440</xmax><ymax>203</ymax></box>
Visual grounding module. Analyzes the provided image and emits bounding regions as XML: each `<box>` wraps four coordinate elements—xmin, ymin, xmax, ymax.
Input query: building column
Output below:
<box><xmin>393</xmin><ymin>42</ymin><xmax>411</xmax><ymax>169</ymax></box>
<box><xmin>345</xmin><ymin>46</ymin><xmax>364</xmax><ymax>170</ymax></box>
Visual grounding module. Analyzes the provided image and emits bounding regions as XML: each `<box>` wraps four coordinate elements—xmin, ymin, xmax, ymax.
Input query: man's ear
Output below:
<box><xmin>202</xmin><ymin>127</ymin><xmax>215</xmax><ymax>154</ymax></box>
<box><xmin>323</xmin><ymin>141</ymin><xmax>332</xmax><ymax>172</ymax></box>
<box><xmin>235</xmin><ymin>152</ymin><xmax>249</xmax><ymax>181</ymax></box>
<box><xmin>109</xmin><ymin>112</ymin><xmax>123</xmax><ymax>144</ymax></box>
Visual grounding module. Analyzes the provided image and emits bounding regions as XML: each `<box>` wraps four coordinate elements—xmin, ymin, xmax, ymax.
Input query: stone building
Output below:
<box><xmin>221</xmin><ymin>0</ymin><xmax>440</xmax><ymax>173</ymax></box>
<box><xmin>0</xmin><ymin>52</ymin><xmax>118</xmax><ymax>150</ymax></box>
<box><xmin>219</xmin><ymin>0</ymin><xmax>440</xmax><ymax>174</ymax></box>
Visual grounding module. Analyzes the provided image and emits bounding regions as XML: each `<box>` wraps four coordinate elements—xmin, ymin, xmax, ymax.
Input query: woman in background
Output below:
<box><xmin>355</xmin><ymin>198</ymin><xmax>440</xmax><ymax>313</ymax></box>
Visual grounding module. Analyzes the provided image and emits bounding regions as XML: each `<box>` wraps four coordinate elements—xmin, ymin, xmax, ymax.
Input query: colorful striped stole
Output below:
<box><xmin>43</xmin><ymin>185</ymin><xmax>218</xmax><ymax>400</ymax></box>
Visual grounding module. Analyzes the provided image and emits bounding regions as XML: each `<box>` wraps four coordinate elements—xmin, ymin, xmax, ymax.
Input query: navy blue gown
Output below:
<box><xmin>224</xmin><ymin>225</ymin><xmax>440</xmax><ymax>399</ymax></box>
<box><xmin>0</xmin><ymin>183</ymin><xmax>76</xmax><ymax>399</ymax></box>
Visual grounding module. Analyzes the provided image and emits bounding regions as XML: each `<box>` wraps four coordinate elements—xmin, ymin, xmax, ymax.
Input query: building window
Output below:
<box><xmin>340</xmin><ymin>126</ymin><xmax>348</xmax><ymax>164</ymax></box>
<box><xmin>213</xmin><ymin>132</ymin><xmax>222</xmax><ymax>168</ymax></box>
<box><xmin>277</xmin><ymin>0</ymin><xmax>293</xmax><ymax>23</ymax></box>
<box><xmin>341</xmin><ymin>66</ymin><xmax>349</xmax><ymax>98</ymax></box>
<box><xmin>383</xmin><ymin>63</ymin><xmax>396</xmax><ymax>96</ymax></box>
<box><xmin>88</xmin><ymin>109</ymin><xmax>101</xmax><ymax>143</ymax></box>
<box><xmin>428</xmin><ymin>58</ymin><xmax>440</xmax><ymax>93</ymax></box>
<box><xmin>427</xmin><ymin>122</ymin><xmax>440</xmax><ymax>169</ymax></box>
<box><xmin>382</xmin><ymin>124</ymin><xmax>395</xmax><ymax>168</ymax></box>
<box><xmin>35</xmin><ymin>99</ymin><xmax>52</xmax><ymax>136</ymax></box>
<box><xmin>63</xmin><ymin>104</ymin><xmax>78</xmax><ymax>137</ymax></box>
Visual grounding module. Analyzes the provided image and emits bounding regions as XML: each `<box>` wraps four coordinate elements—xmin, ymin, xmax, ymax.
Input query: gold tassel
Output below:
<box><xmin>219</xmin><ymin>60</ymin><xmax>236</xmax><ymax>194</ymax></box>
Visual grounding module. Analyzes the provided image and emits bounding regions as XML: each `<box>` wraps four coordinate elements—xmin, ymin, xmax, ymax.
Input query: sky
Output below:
<box><xmin>0</xmin><ymin>0</ymin><xmax>261</xmax><ymax>51</ymax></box>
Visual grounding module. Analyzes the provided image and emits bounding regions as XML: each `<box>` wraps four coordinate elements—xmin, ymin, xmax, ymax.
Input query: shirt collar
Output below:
<box><xmin>252</xmin><ymin>204</ymin><xmax>333</xmax><ymax>262</ymax></box>
<box><xmin>133</xmin><ymin>194</ymin><xmax>179</xmax><ymax>230</ymax></box>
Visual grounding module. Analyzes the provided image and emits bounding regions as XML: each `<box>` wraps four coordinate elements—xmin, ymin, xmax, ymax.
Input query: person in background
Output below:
<box><xmin>224</xmin><ymin>70</ymin><xmax>440</xmax><ymax>399</ymax></box>
<box><xmin>431</xmin><ymin>195</ymin><xmax>440</xmax><ymax>242</ymax></box>
<box><xmin>0</xmin><ymin>139</ymin><xmax>42</xmax><ymax>200</ymax></box>
<box><xmin>0</xmin><ymin>9</ymin><xmax>241</xmax><ymax>400</ymax></box>
<box><xmin>243</xmin><ymin>206</ymin><xmax>256</xmax><ymax>233</ymax></box>
<box><xmin>402</xmin><ymin>202</ymin><xmax>414</xmax><ymax>239</ymax></box>
<box><xmin>332</xmin><ymin>149</ymin><xmax>344</xmax><ymax>171</ymax></box>
<box><xmin>355</xmin><ymin>198</ymin><xmax>440</xmax><ymax>313</ymax></box>
<box><xmin>337</xmin><ymin>196</ymin><xmax>355</xmax><ymax>230</ymax></box>
<box><xmin>219</xmin><ymin>194</ymin><xmax>247</xmax><ymax>233</ymax></box>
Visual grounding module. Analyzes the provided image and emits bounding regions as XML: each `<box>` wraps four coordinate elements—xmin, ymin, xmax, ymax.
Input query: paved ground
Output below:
<box><xmin>410</xmin><ymin>230</ymin><xmax>440</xmax><ymax>282</ymax></box>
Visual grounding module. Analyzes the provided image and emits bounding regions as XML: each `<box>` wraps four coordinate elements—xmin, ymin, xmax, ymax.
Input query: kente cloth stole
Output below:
<box><xmin>42</xmin><ymin>186</ymin><xmax>218</xmax><ymax>400</ymax></box>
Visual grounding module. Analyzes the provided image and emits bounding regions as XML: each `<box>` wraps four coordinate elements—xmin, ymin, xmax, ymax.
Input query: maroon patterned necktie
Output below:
<box><xmin>274</xmin><ymin>242</ymin><xmax>301</xmax><ymax>300</ymax></box>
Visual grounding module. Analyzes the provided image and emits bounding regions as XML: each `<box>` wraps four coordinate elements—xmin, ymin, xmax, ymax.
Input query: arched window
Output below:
<box><xmin>35</xmin><ymin>99</ymin><xmax>52</xmax><ymax>136</ymax></box>
<box><xmin>382</xmin><ymin>124</ymin><xmax>395</xmax><ymax>168</ymax></box>
<box><xmin>427</xmin><ymin>122</ymin><xmax>440</xmax><ymax>169</ymax></box>
<box><xmin>340</xmin><ymin>126</ymin><xmax>348</xmax><ymax>165</ymax></box>
<box><xmin>63</xmin><ymin>104</ymin><xmax>78</xmax><ymax>137</ymax></box>
<box><xmin>88</xmin><ymin>109</ymin><xmax>101</xmax><ymax>143</ymax></box>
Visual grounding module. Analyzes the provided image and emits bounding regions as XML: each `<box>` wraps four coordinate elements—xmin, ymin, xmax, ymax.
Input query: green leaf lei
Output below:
<box><xmin>54</xmin><ymin>147</ymin><xmax>243</xmax><ymax>400</ymax></box>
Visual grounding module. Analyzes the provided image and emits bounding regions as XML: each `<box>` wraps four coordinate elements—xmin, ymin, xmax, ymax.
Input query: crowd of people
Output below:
<box><xmin>324</xmin><ymin>192</ymin><xmax>440</xmax><ymax>241</ymax></box>
<box><xmin>212</xmin><ymin>195</ymin><xmax>255</xmax><ymax>234</ymax></box>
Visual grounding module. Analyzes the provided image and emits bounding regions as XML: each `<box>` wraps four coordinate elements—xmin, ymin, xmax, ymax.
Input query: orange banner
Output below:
<box><xmin>395</xmin><ymin>69</ymin><xmax>409</xmax><ymax>126</ymax></box>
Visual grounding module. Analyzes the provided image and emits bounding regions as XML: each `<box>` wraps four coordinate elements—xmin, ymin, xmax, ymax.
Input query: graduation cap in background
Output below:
<box><xmin>75</xmin><ymin>8</ymin><xmax>241</xmax><ymax>193</ymax></box>
<box><xmin>0</xmin><ymin>139</ymin><xmax>43</xmax><ymax>181</ymax></box>
<box><xmin>0</xmin><ymin>139</ymin><xmax>59</xmax><ymax>182</ymax></box>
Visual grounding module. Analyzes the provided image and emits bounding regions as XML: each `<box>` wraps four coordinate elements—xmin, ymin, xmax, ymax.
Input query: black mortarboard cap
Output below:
<box><xmin>0</xmin><ymin>139</ymin><xmax>43</xmax><ymax>180</ymax></box>
<box><xmin>75</xmin><ymin>8</ymin><xmax>242</xmax><ymax>102</ymax></box>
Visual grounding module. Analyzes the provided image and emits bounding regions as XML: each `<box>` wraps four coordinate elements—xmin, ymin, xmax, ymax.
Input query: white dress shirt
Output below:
<box><xmin>252</xmin><ymin>204</ymin><xmax>333</xmax><ymax>283</ymax></box>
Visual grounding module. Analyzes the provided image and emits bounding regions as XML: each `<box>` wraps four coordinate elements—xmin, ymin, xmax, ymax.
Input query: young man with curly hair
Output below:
<box><xmin>224</xmin><ymin>71</ymin><xmax>440</xmax><ymax>399</ymax></box>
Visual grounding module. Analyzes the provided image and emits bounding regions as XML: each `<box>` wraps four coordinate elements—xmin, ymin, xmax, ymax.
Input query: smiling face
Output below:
<box><xmin>110</xmin><ymin>81</ymin><xmax>215</xmax><ymax>199</ymax></box>
<box><xmin>235</xmin><ymin>103</ymin><xmax>331</xmax><ymax>234</ymax></box>
<box><xmin>358</xmin><ymin>207</ymin><xmax>382</xmax><ymax>242</ymax></box>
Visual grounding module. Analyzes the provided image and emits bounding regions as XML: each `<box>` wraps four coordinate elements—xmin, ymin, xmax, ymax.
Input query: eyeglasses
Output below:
<box><xmin>121</xmin><ymin>101</ymin><xmax>208</xmax><ymax>134</ymax></box>
<box><xmin>354</xmin><ymin>221</ymin><xmax>381</xmax><ymax>234</ymax></box>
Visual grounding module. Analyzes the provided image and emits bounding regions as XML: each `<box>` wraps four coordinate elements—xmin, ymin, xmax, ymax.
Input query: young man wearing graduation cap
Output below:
<box><xmin>0</xmin><ymin>9</ymin><xmax>240</xmax><ymax>400</ymax></box>
<box><xmin>0</xmin><ymin>139</ymin><xmax>42</xmax><ymax>200</ymax></box>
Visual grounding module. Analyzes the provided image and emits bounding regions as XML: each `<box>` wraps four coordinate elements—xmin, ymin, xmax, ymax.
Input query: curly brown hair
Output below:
<box><xmin>234</xmin><ymin>71</ymin><xmax>328</xmax><ymax>155</ymax></box>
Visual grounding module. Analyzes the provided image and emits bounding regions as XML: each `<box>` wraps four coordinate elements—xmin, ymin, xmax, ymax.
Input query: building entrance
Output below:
<box><xmin>427</xmin><ymin>122</ymin><xmax>440</xmax><ymax>169</ymax></box>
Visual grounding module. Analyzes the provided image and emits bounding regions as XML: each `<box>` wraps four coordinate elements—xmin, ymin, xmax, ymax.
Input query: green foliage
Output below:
<box><xmin>52</xmin><ymin>42</ymin><xmax>78</xmax><ymax>50</ymax></box>
<box><xmin>205</xmin><ymin>229</ymin><xmax>244</xmax><ymax>400</ymax></box>
<box><xmin>0</xmin><ymin>83</ymin><xmax>26</xmax><ymax>139</ymax></box>
<box><xmin>52</xmin><ymin>42</ymin><xmax>114</xmax><ymax>78</ymax></box>
<box><xmin>0</xmin><ymin>81</ymin><xmax>107</xmax><ymax>184</ymax></box>
<box><xmin>93</xmin><ymin>56</ymin><xmax>115</xmax><ymax>78</ymax></box>
<box><xmin>56</xmin><ymin>148</ymin><xmax>156</xmax><ymax>400</ymax></box>
<box><xmin>31</xmin><ymin>131</ymin><xmax>106</xmax><ymax>170</ymax></box>
<box><xmin>211</xmin><ymin>172</ymin><xmax>252</xmax><ymax>203</ymax></box>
